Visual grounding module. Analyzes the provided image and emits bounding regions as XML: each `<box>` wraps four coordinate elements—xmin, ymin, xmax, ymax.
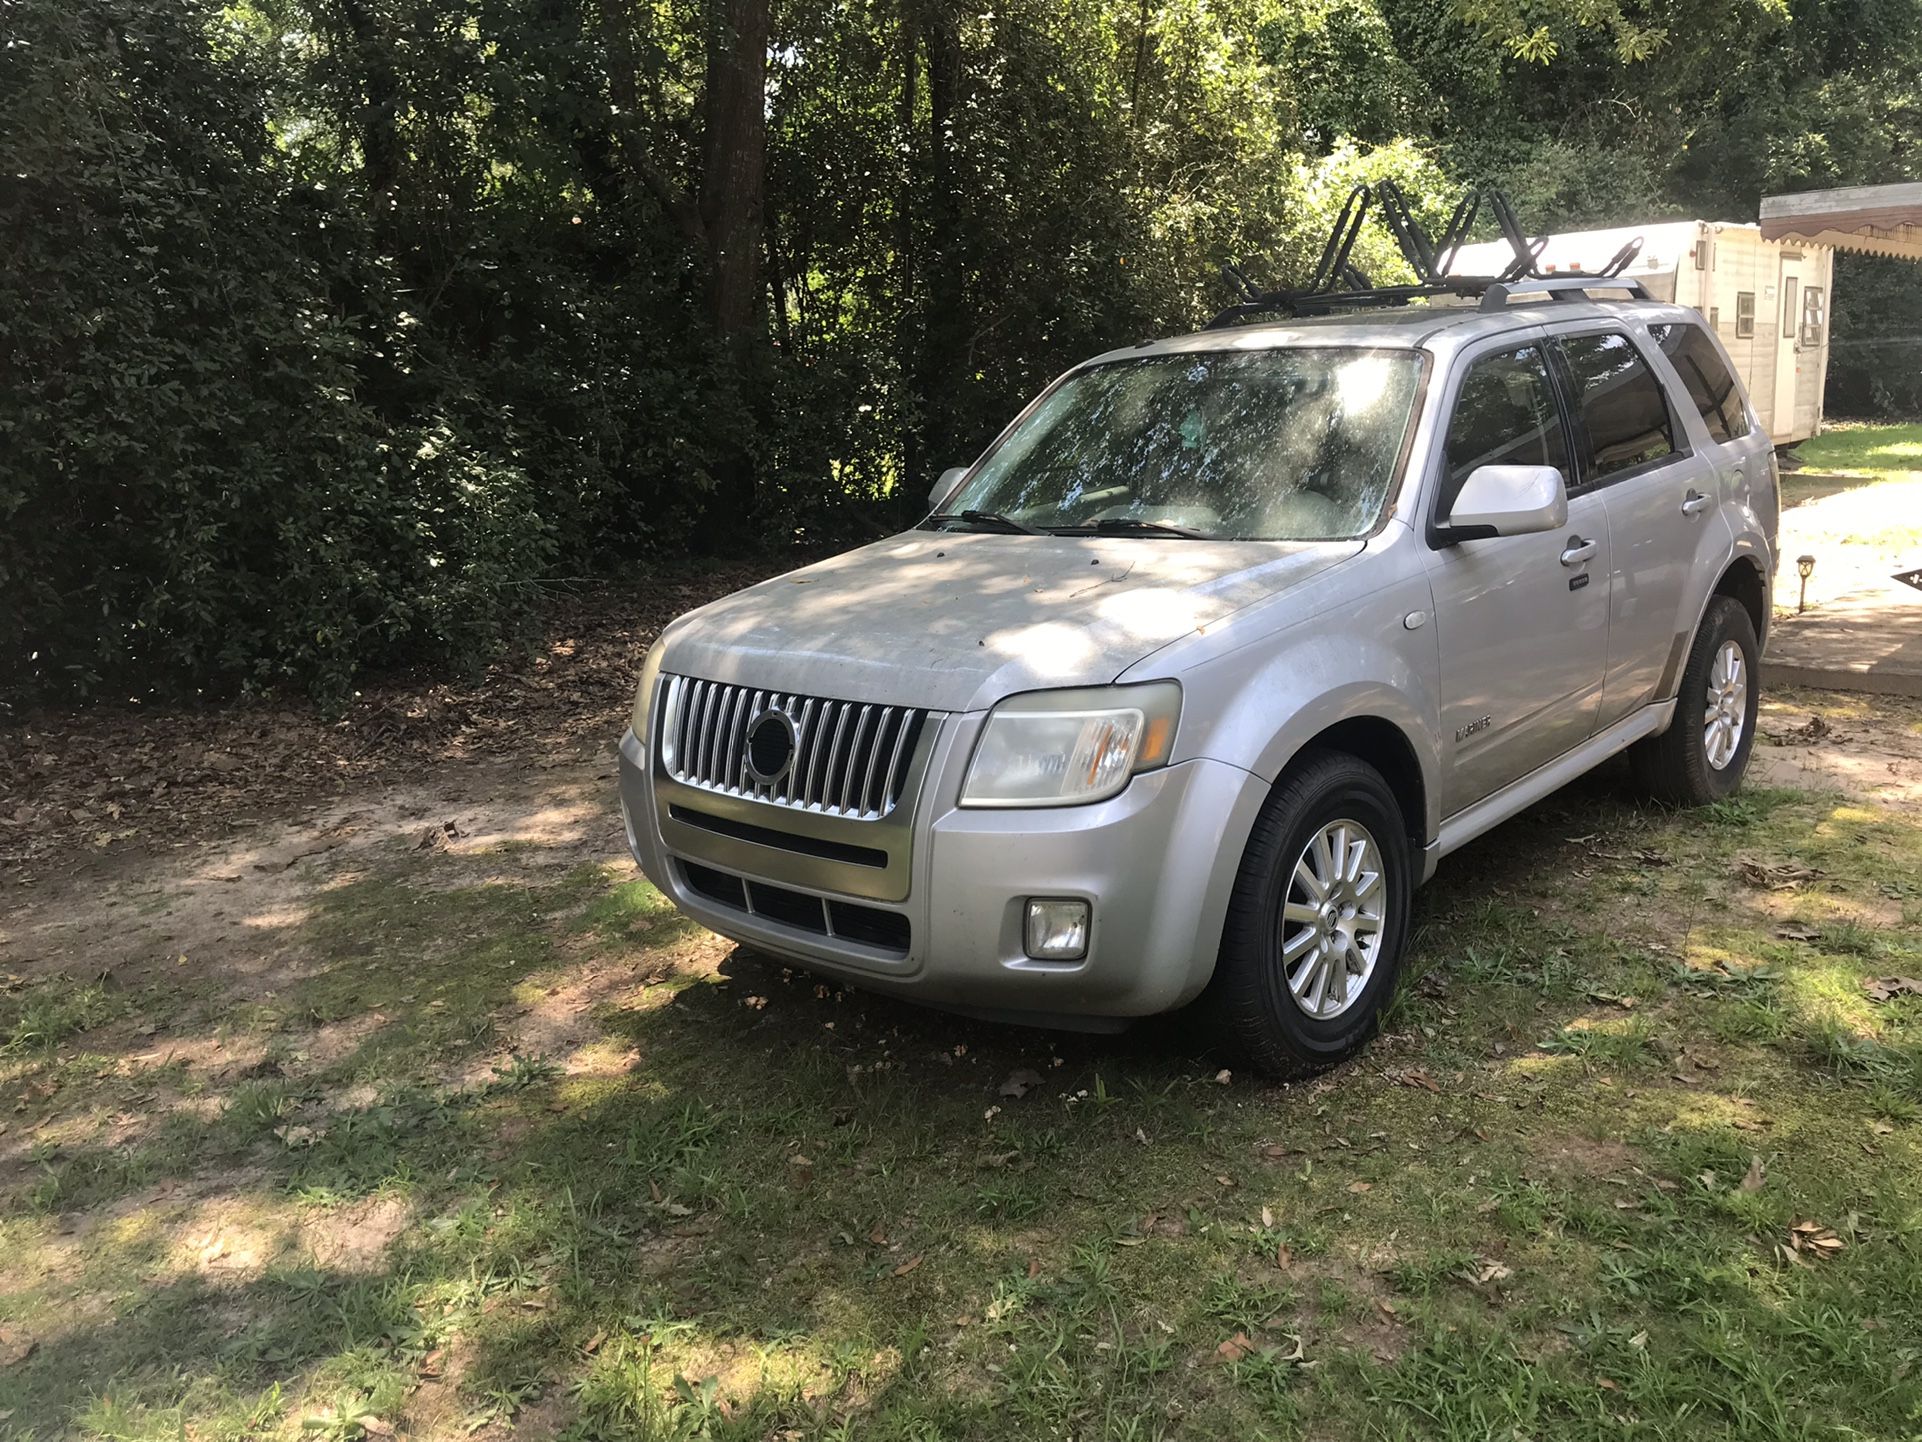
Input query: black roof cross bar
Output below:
<box><xmin>1477</xmin><ymin>275</ymin><xmax>1653</xmax><ymax>310</ymax></box>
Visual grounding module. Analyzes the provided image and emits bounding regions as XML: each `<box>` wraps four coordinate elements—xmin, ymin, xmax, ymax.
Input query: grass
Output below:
<box><xmin>5</xmin><ymin>748</ymin><xmax>1922</xmax><ymax>1439</ymax></box>
<box><xmin>1784</xmin><ymin>420</ymin><xmax>1922</xmax><ymax>507</ymax></box>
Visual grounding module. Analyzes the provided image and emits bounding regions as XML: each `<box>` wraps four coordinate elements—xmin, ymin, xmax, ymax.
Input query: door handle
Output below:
<box><xmin>1681</xmin><ymin>489</ymin><xmax>1712</xmax><ymax>517</ymax></box>
<box><xmin>1560</xmin><ymin>536</ymin><xmax>1598</xmax><ymax>567</ymax></box>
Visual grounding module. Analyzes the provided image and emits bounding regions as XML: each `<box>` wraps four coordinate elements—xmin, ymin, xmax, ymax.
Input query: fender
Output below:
<box><xmin>1126</xmin><ymin>526</ymin><xmax>1444</xmax><ymax>847</ymax></box>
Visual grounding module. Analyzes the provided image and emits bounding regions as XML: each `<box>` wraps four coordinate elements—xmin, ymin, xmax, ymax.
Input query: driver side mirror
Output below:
<box><xmin>930</xmin><ymin>466</ymin><xmax>968</xmax><ymax>510</ymax></box>
<box><xmin>1441</xmin><ymin>464</ymin><xmax>1568</xmax><ymax>541</ymax></box>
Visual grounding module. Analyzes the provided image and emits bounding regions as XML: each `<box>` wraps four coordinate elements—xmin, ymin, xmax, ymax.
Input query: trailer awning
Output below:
<box><xmin>1760</xmin><ymin>184</ymin><xmax>1922</xmax><ymax>261</ymax></box>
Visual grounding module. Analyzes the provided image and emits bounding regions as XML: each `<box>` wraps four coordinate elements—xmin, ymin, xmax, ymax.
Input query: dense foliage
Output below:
<box><xmin>2</xmin><ymin>0</ymin><xmax>1918</xmax><ymax>703</ymax></box>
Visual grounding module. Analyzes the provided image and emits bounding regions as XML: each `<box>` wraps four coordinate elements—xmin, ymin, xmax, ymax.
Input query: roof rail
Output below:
<box><xmin>1208</xmin><ymin>184</ymin><xmax>1647</xmax><ymax>329</ymax></box>
<box><xmin>1477</xmin><ymin>275</ymin><xmax>1652</xmax><ymax>310</ymax></box>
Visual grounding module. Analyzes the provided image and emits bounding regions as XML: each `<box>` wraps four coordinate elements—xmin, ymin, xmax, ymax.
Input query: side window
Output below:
<box><xmin>1557</xmin><ymin>331</ymin><xmax>1677</xmax><ymax>480</ymax></box>
<box><xmin>1648</xmin><ymin>322</ymin><xmax>1751</xmax><ymax>444</ymax></box>
<box><xmin>1735</xmin><ymin>293</ymin><xmax>1756</xmax><ymax>338</ymax></box>
<box><xmin>1801</xmin><ymin>287</ymin><xmax>1826</xmax><ymax>347</ymax></box>
<box><xmin>1782</xmin><ymin>276</ymin><xmax>1799</xmax><ymax>339</ymax></box>
<box><xmin>1439</xmin><ymin>346</ymin><xmax>1568</xmax><ymax>517</ymax></box>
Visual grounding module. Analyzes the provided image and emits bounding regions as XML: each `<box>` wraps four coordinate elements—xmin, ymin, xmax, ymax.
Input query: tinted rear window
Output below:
<box><xmin>1558</xmin><ymin>332</ymin><xmax>1676</xmax><ymax>480</ymax></box>
<box><xmin>1649</xmin><ymin>322</ymin><xmax>1751</xmax><ymax>444</ymax></box>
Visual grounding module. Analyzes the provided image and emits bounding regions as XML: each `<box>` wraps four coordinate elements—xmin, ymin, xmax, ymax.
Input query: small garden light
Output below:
<box><xmin>1797</xmin><ymin>554</ymin><xmax>1816</xmax><ymax>613</ymax></box>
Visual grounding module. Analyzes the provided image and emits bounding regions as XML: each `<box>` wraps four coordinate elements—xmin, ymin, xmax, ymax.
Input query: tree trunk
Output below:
<box><xmin>332</xmin><ymin>0</ymin><xmax>403</xmax><ymax>210</ymax></box>
<box><xmin>700</xmin><ymin>0</ymin><xmax>770</xmax><ymax>342</ymax></box>
<box><xmin>912</xmin><ymin>6</ymin><xmax>965</xmax><ymax>487</ymax></box>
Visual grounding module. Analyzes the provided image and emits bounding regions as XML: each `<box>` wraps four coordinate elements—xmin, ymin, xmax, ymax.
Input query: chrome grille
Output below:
<box><xmin>658</xmin><ymin>675</ymin><xmax>929</xmax><ymax>820</ymax></box>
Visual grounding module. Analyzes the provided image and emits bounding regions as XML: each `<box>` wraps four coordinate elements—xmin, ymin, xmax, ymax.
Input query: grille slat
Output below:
<box><xmin>661</xmin><ymin>675</ymin><xmax>929</xmax><ymax>821</ymax></box>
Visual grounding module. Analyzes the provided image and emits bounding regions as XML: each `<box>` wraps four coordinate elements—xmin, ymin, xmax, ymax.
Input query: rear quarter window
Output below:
<box><xmin>1648</xmin><ymin>321</ymin><xmax>1751</xmax><ymax>444</ymax></box>
<box><xmin>1557</xmin><ymin>332</ymin><xmax>1677</xmax><ymax>481</ymax></box>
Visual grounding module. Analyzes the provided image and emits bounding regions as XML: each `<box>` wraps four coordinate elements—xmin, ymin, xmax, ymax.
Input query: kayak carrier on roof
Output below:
<box><xmin>1208</xmin><ymin>182</ymin><xmax>1647</xmax><ymax>328</ymax></box>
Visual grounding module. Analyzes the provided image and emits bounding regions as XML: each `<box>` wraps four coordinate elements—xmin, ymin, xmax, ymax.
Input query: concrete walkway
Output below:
<box><xmin>1765</xmin><ymin>577</ymin><xmax>1922</xmax><ymax>697</ymax></box>
<box><xmin>1761</xmin><ymin>471</ymin><xmax>1922</xmax><ymax>697</ymax></box>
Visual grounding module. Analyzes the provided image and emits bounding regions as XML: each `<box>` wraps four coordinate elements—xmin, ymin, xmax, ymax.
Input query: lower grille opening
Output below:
<box><xmin>828</xmin><ymin>900</ymin><xmax>912</xmax><ymax>951</ymax></box>
<box><xmin>682</xmin><ymin>861</ymin><xmax>746</xmax><ymax>910</ymax></box>
<box><xmin>747</xmin><ymin>880</ymin><xmax>825</xmax><ymax>931</ymax></box>
<box><xmin>674</xmin><ymin>858</ymin><xmax>910</xmax><ymax>957</ymax></box>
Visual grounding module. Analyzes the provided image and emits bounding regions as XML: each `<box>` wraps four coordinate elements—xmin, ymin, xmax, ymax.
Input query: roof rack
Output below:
<box><xmin>1207</xmin><ymin>183</ymin><xmax>1646</xmax><ymax>329</ymax></box>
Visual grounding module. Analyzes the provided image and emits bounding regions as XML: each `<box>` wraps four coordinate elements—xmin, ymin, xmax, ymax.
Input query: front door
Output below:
<box><xmin>1771</xmin><ymin>253</ymin><xmax>1803</xmax><ymax>442</ymax></box>
<box><xmin>1551</xmin><ymin>326</ymin><xmax>1708</xmax><ymax>726</ymax></box>
<box><xmin>1423</xmin><ymin>341</ymin><xmax>1612</xmax><ymax>816</ymax></box>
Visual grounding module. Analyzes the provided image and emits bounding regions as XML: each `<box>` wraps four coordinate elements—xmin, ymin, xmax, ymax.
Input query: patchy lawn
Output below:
<box><xmin>4</xmin><ymin>692</ymin><xmax>1922</xmax><ymax>1441</ymax></box>
<box><xmin>1784</xmin><ymin>421</ymin><xmax>1922</xmax><ymax>511</ymax></box>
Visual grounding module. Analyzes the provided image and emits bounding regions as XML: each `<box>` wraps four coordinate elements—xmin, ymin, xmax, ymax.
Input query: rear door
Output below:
<box><xmin>1422</xmin><ymin>337</ymin><xmax>1612</xmax><ymax>815</ymax></box>
<box><xmin>1549</xmin><ymin>327</ymin><xmax>1711</xmax><ymax>728</ymax></box>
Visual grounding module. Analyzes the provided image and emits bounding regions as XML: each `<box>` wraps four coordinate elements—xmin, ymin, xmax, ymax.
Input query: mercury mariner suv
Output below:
<box><xmin>618</xmin><ymin>266</ymin><xmax>1777</xmax><ymax>1076</ymax></box>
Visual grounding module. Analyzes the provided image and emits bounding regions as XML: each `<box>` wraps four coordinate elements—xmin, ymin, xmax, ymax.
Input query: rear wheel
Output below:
<box><xmin>1203</xmin><ymin>750</ymin><xmax>1413</xmax><ymax>1078</ymax></box>
<box><xmin>1629</xmin><ymin>596</ymin><xmax>1759</xmax><ymax>805</ymax></box>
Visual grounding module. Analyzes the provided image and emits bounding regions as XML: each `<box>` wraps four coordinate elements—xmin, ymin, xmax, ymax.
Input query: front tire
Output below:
<box><xmin>1202</xmin><ymin>750</ymin><xmax>1413</xmax><ymax>1078</ymax></box>
<box><xmin>1629</xmin><ymin>596</ymin><xmax>1760</xmax><ymax>805</ymax></box>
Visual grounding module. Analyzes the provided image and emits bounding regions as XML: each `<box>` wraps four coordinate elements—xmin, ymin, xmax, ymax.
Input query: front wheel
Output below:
<box><xmin>1202</xmin><ymin>750</ymin><xmax>1413</xmax><ymax>1078</ymax></box>
<box><xmin>1629</xmin><ymin>596</ymin><xmax>1760</xmax><ymax>805</ymax></box>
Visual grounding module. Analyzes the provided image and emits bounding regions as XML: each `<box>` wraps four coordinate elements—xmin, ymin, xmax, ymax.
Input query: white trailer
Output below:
<box><xmin>1450</xmin><ymin>220</ymin><xmax>1834</xmax><ymax>444</ymax></box>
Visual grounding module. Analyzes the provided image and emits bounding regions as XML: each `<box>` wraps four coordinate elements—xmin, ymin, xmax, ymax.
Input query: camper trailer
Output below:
<box><xmin>1450</xmin><ymin>221</ymin><xmax>1833</xmax><ymax>445</ymax></box>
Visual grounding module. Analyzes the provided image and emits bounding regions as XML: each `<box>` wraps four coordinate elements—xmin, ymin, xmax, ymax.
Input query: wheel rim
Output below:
<box><xmin>1704</xmin><ymin>639</ymin><xmax>1748</xmax><ymax>771</ymax></box>
<box><xmin>1279</xmin><ymin>819</ymin><xmax>1386</xmax><ymax>1020</ymax></box>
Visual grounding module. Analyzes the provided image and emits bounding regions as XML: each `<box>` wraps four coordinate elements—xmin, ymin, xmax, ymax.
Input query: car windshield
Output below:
<box><xmin>937</xmin><ymin>347</ymin><xmax>1424</xmax><ymax>541</ymax></box>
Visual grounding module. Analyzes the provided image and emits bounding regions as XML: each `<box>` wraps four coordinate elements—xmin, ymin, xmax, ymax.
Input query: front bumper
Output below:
<box><xmin>616</xmin><ymin>726</ymin><xmax>1265</xmax><ymax>1020</ymax></box>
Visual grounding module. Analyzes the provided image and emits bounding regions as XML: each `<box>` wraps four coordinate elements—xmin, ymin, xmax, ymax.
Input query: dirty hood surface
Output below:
<box><xmin>658</xmin><ymin>530</ymin><xmax>1362</xmax><ymax>713</ymax></box>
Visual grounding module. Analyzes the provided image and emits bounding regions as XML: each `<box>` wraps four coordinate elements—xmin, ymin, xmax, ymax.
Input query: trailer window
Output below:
<box><xmin>1782</xmin><ymin>277</ymin><xmax>1799</xmax><ymax>339</ymax></box>
<box><xmin>1649</xmin><ymin>322</ymin><xmax>1751</xmax><ymax>444</ymax></box>
<box><xmin>1735</xmin><ymin>293</ymin><xmax>1756</xmax><ymax>338</ymax></box>
<box><xmin>1556</xmin><ymin>332</ymin><xmax>1676</xmax><ymax>481</ymax></box>
<box><xmin>1801</xmin><ymin>287</ymin><xmax>1826</xmax><ymax>347</ymax></box>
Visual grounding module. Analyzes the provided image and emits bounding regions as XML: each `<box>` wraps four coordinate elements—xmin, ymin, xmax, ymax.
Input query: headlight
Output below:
<box><xmin>628</xmin><ymin>638</ymin><xmax>668</xmax><ymax>741</ymax></box>
<box><xmin>960</xmin><ymin>682</ymin><xmax>1181</xmax><ymax>808</ymax></box>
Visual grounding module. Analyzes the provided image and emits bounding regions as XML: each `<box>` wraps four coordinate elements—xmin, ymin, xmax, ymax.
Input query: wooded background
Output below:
<box><xmin>3</xmin><ymin>0</ymin><xmax>1918</xmax><ymax>705</ymax></box>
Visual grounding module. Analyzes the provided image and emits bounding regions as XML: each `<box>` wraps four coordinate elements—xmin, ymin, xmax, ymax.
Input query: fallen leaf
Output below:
<box><xmin>1865</xmin><ymin>977</ymin><xmax>1922</xmax><ymax>1003</ymax></box>
<box><xmin>1260</xmin><ymin>1205</ymin><xmax>1275</xmax><ymax>1229</ymax></box>
<box><xmin>1275</xmin><ymin>1243</ymin><xmax>1293</xmax><ymax>1270</ymax></box>
<box><xmin>1026</xmin><ymin>1257</ymin><xmax>1041</xmax><ymax>1279</ymax></box>
<box><xmin>583</xmin><ymin>1330</ymin><xmax>606</xmax><ymax>1355</ymax></box>
<box><xmin>998</xmin><ymin>1068</ymin><xmax>1044</xmax><ymax>1099</ymax></box>
<box><xmin>1396</xmin><ymin>1068</ymin><xmax>1441</xmax><ymax>1093</ymax></box>
<box><xmin>1216</xmin><ymin>1331</ymin><xmax>1256</xmax><ymax>1363</ymax></box>
<box><xmin>1215</xmin><ymin>1069</ymin><xmax>1233</xmax><ymax>1086</ymax></box>
<box><xmin>0</xmin><ymin>1324</ymin><xmax>33</xmax><ymax>1367</ymax></box>
<box><xmin>892</xmin><ymin>1254</ymin><xmax>924</xmax><ymax>1278</ymax></box>
<box><xmin>787</xmin><ymin>1155</ymin><xmax>814</xmax><ymax>1189</ymax></box>
<box><xmin>1737</xmin><ymin>859</ymin><xmax>1823</xmax><ymax>891</ymax></box>
<box><xmin>1774</xmin><ymin>922</ymin><xmax>1820</xmax><ymax>943</ymax></box>
<box><xmin>1597</xmin><ymin>1377</ymin><xmax>1622</xmax><ymax>1393</ymax></box>
<box><xmin>357</xmin><ymin>1418</ymin><xmax>395</xmax><ymax>1438</ymax></box>
<box><xmin>1347</xmin><ymin>1181</ymin><xmax>1373</xmax><ymax>1194</ymax></box>
<box><xmin>868</xmin><ymin>1222</ymin><xmax>888</xmax><ymax>1246</ymax></box>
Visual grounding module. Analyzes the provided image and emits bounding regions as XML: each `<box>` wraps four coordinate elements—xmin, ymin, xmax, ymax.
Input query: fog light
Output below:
<box><xmin>1024</xmin><ymin>899</ymin><xmax>1090</xmax><ymax>960</ymax></box>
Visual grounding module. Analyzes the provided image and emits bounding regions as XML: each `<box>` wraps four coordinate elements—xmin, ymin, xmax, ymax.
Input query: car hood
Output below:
<box><xmin>657</xmin><ymin>530</ymin><xmax>1364</xmax><ymax>713</ymax></box>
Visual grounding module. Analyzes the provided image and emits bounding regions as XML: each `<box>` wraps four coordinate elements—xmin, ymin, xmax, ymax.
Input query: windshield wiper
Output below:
<box><xmin>1049</xmin><ymin>518</ymin><xmax>1210</xmax><ymax>540</ymax></box>
<box><xmin>928</xmin><ymin>509</ymin><xmax>1042</xmax><ymax>535</ymax></box>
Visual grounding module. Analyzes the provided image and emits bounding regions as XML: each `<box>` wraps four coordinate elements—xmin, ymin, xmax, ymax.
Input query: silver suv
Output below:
<box><xmin>618</xmin><ymin>279</ymin><xmax>1776</xmax><ymax>1076</ymax></box>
